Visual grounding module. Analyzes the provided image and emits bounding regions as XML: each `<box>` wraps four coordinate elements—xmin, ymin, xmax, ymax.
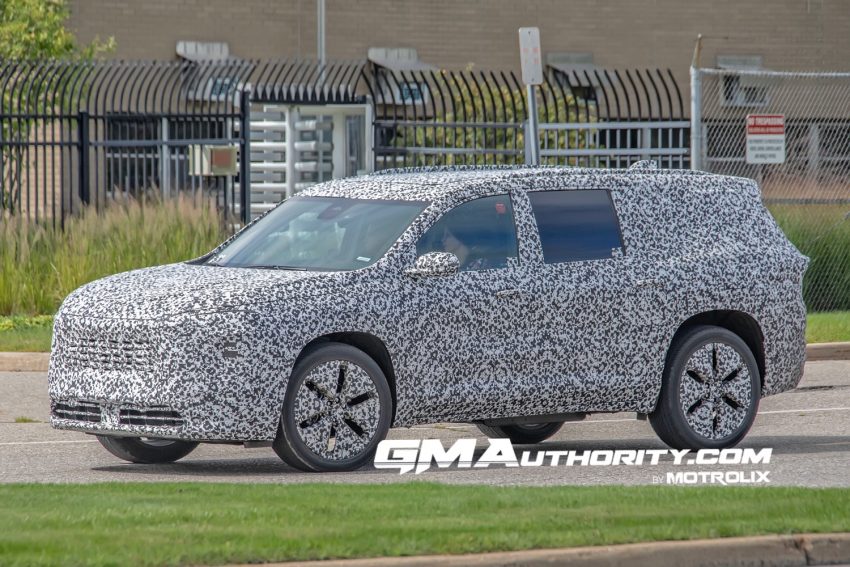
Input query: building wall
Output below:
<box><xmin>68</xmin><ymin>0</ymin><xmax>850</xmax><ymax>97</ymax></box>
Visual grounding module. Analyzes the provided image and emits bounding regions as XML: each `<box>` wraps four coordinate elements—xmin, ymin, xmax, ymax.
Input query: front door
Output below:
<box><xmin>395</xmin><ymin>193</ymin><xmax>533</xmax><ymax>421</ymax></box>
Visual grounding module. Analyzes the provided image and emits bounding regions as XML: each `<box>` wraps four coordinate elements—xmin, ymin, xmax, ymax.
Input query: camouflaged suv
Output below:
<box><xmin>49</xmin><ymin>164</ymin><xmax>808</xmax><ymax>472</ymax></box>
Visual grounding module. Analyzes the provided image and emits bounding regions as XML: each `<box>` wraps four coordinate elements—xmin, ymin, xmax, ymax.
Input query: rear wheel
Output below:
<box><xmin>650</xmin><ymin>325</ymin><xmax>761</xmax><ymax>449</ymax></box>
<box><xmin>96</xmin><ymin>436</ymin><xmax>198</xmax><ymax>463</ymax></box>
<box><xmin>476</xmin><ymin>422</ymin><xmax>563</xmax><ymax>444</ymax></box>
<box><xmin>273</xmin><ymin>343</ymin><xmax>393</xmax><ymax>472</ymax></box>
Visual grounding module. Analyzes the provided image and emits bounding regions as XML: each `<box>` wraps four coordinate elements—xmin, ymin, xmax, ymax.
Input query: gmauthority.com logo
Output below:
<box><xmin>374</xmin><ymin>439</ymin><xmax>772</xmax><ymax>485</ymax></box>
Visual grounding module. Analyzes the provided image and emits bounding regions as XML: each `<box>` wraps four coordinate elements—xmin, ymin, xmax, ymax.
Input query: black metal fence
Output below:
<box><xmin>0</xmin><ymin>59</ymin><xmax>687</xmax><ymax>227</ymax></box>
<box><xmin>0</xmin><ymin>59</ymin><xmax>366</xmax><ymax>228</ymax></box>
<box><xmin>0</xmin><ymin>61</ymin><xmax>252</xmax><ymax>227</ymax></box>
<box><xmin>367</xmin><ymin>66</ymin><xmax>688</xmax><ymax>169</ymax></box>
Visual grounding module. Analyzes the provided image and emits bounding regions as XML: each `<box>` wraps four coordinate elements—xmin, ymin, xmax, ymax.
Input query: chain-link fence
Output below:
<box><xmin>692</xmin><ymin>68</ymin><xmax>850</xmax><ymax>312</ymax></box>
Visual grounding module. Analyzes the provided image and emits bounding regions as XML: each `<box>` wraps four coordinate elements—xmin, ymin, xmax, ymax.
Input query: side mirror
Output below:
<box><xmin>405</xmin><ymin>252</ymin><xmax>460</xmax><ymax>278</ymax></box>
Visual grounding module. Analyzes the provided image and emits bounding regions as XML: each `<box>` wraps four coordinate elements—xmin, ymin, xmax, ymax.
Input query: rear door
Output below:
<box><xmin>526</xmin><ymin>188</ymin><xmax>661</xmax><ymax>412</ymax></box>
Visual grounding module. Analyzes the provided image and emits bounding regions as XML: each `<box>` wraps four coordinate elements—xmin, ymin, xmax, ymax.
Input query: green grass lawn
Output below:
<box><xmin>0</xmin><ymin>315</ymin><xmax>53</xmax><ymax>352</ymax></box>
<box><xmin>0</xmin><ymin>483</ymin><xmax>848</xmax><ymax>567</ymax></box>
<box><xmin>0</xmin><ymin>324</ymin><xmax>52</xmax><ymax>351</ymax></box>
<box><xmin>1</xmin><ymin>312</ymin><xmax>849</xmax><ymax>353</ymax></box>
<box><xmin>807</xmin><ymin>311</ymin><xmax>850</xmax><ymax>344</ymax></box>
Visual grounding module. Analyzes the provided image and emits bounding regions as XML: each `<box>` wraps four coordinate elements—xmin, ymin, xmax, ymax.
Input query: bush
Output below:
<box><xmin>1</xmin><ymin>197</ymin><xmax>845</xmax><ymax>315</ymax></box>
<box><xmin>768</xmin><ymin>204</ymin><xmax>850</xmax><ymax>312</ymax></box>
<box><xmin>0</xmin><ymin>196</ymin><xmax>226</xmax><ymax>316</ymax></box>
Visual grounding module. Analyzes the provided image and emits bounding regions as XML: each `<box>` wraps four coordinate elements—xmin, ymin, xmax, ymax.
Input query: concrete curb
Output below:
<box><xmin>2</xmin><ymin>342</ymin><xmax>850</xmax><ymax>372</ymax></box>
<box><xmin>0</xmin><ymin>352</ymin><xmax>49</xmax><ymax>372</ymax></box>
<box><xmin>806</xmin><ymin>341</ymin><xmax>850</xmax><ymax>362</ymax></box>
<box><xmin>246</xmin><ymin>533</ymin><xmax>850</xmax><ymax>567</ymax></box>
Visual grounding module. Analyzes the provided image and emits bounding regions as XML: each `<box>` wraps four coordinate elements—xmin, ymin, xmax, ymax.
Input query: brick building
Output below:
<box><xmin>69</xmin><ymin>0</ymin><xmax>848</xmax><ymax>98</ymax></box>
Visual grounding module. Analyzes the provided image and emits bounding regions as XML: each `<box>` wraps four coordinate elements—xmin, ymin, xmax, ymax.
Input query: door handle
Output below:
<box><xmin>635</xmin><ymin>278</ymin><xmax>662</xmax><ymax>288</ymax></box>
<box><xmin>495</xmin><ymin>288</ymin><xmax>524</xmax><ymax>299</ymax></box>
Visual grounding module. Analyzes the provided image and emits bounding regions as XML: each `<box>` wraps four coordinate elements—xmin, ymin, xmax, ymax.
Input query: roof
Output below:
<box><xmin>367</xmin><ymin>47</ymin><xmax>436</xmax><ymax>72</ymax></box>
<box><xmin>299</xmin><ymin>164</ymin><xmax>723</xmax><ymax>203</ymax></box>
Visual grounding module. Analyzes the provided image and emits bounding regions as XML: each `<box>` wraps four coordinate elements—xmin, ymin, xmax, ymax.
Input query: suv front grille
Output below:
<box><xmin>118</xmin><ymin>406</ymin><xmax>184</xmax><ymax>427</ymax></box>
<box><xmin>64</xmin><ymin>336</ymin><xmax>153</xmax><ymax>371</ymax></box>
<box><xmin>52</xmin><ymin>400</ymin><xmax>102</xmax><ymax>423</ymax></box>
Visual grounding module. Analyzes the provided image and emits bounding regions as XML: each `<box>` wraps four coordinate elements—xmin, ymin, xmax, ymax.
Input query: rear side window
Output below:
<box><xmin>528</xmin><ymin>189</ymin><xmax>623</xmax><ymax>263</ymax></box>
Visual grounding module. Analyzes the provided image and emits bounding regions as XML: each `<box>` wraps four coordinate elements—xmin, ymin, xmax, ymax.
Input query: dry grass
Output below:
<box><xmin>0</xmin><ymin>195</ymin><xmax>226</xmax><ymax>316</ymax></box>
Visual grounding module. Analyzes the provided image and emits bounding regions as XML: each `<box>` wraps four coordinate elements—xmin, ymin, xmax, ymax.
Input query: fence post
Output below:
<box><xmin>239</xmin><ymin>89</ymin><xmax>251</xmax><ymax>226</ymax></box>
<box><xmin>77</xmin><ymin>110</ymin><xmax>90</xmax><ymax>206</ymax></box>
<box><xmin>285</xmin><ymin>105</ymin><xmax>298</xmax><ymax>198</ymax></box>
<box><xmin>525</xmin><ymin>84</ymin><xmax>540</xmax><ymax>166</ymax></box>
<box><xmin>160</xmin><ymin>116</ymin><xmax>170</xmax><ymax>199</ymax></box>
<box><xmin>689</xmin><ymin>35</ymin><xmax>703</xmax><ymax>171</ymax></box>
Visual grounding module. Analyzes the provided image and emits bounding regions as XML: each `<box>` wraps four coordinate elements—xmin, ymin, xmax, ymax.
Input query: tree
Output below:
<box><xmin>0</xmin><ymin>0</ymin><xmax>76</xmax><ymax>58</ymax></box>
<box><xmin>0</xmin><ymin>0</ymin><xmax>112</xmax><ymax>59</ymax></box>
<box><xmin>0</xmin><ymin>0</ymin><xmax>113</xmax><ymax>214</ymax></box>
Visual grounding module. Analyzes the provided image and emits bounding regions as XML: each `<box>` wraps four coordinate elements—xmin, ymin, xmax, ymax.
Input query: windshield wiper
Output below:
<box><xmin>242</xmin><ymin>264</ymin><xmax>308</xmax><ymax>271</ymax></box>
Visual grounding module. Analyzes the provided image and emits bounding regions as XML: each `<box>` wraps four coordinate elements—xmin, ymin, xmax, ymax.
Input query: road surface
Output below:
<box><xmin>1</xmin><ymin>360</ymin><xmax>848</xmax><ymax>486</ymax></box>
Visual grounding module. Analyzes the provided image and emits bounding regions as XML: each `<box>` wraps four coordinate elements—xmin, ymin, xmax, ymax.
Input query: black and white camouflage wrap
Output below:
<box><xmin>48</xmin><ymin>166</ymin><xmax>809</xmax><ymax>443</ymax></box>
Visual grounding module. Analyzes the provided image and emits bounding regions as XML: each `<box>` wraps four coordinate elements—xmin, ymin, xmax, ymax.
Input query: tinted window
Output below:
<box><xmin>417</xmin><ymin>195</ymin><xmax>518</xmax><ymax>271</ymax></box>
<box><xmin>528</xmin><ymin>190</ymin><xmax>623</xmax><ymax>263</ymax></box>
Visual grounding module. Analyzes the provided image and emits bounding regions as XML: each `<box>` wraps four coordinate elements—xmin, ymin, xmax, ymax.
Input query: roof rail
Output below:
<box><xmin>628</xmin><ymin>160</ymin><xmax>658</xmax><ymax>170</ymax></box>
<box><xmin>370</xmin><ymin>165</ymin><xmax>542</xmax><ymax>176</ymax></box>
<box><xmin>369</xmin><ymin>163</ymin><xmax>712</xmax><ymax>178</ymax></box>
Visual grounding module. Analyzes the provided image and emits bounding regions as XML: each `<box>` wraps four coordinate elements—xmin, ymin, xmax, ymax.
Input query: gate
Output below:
<box><xmin>247</xmin><ymin>60</ymin><xmax>370</xmax><ymax>219</ymax></box>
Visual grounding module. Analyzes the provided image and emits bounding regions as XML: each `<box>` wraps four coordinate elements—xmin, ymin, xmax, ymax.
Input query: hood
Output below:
<box><xmin>58</xmin><ymin>263</ymin><xmax>345</xmax><ymax>320</ymax></box>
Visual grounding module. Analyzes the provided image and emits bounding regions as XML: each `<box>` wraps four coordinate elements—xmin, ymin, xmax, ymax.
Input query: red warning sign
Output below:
<box><xmin>746</xmin><ymin>114</ymin><xmax>785</xmax><ymax>164</ymax></box>
<box><xmin>746</xmin><ymin>114</ymin><xmax>785</xmax><ymax>136</ymax></box>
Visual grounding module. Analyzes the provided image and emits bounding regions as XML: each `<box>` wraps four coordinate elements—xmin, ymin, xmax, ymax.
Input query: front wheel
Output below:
<box><xmin>96</xmin><ymin>436</ymin><xmax>199</xmax><ymax>463</ymax></box>
<box><xmin>650</xmin><ymin>325</ymin><xmax>761</xmax><ymax>450</ymax></box>
<box><xmin>273</xmin><ymin>343</ymin><xmax>393</xmax><ymax>472</ymax></box>
<box><xmin>476</xmin><ymin>422</ymin><xmax>563</xmax><ymax>444</ymax></box>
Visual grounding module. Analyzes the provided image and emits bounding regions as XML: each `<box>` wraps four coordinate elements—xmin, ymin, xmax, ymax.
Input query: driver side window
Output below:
<box><xmin>416</xmin><ymin>195</ymin><xmax>519</xmax><ymax>271</ymax></box>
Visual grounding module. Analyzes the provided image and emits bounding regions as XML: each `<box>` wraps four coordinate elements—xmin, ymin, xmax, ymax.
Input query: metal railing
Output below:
<box><xmin>370</xmin><ymin>67</ymin><xmax>689</xmax><ymax>170</ymax></box>
<box><xmin>539</xmin><ymin>120</ymin><xmax>690</xmax><ymax>168</ymax></box>
<box><xmin>1</xmin><ymin>59</ymin><xmax>691</xmax><ymax>227</ymax></box>
<box><xmin>0</xmin><ymin>60</ymin><xmax>251</xmax><ymax>227</ymax></box>
<box><xmin>0</xmin><ymin>59</ymin><xmax>368</xmax><ymax>228</ymax></box>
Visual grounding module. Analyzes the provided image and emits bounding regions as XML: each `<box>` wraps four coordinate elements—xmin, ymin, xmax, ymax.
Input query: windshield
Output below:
<box><xmin>206</xmin><ymin>197</ymin><xmax>427</xmax><ymax>271</ymax></box>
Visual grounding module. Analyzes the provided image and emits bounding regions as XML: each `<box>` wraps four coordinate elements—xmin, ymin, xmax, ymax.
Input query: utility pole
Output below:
<box><xmin>317</xmin><ymin>0</ymin><xmax>326</xmax><ymax>67</ymax></box>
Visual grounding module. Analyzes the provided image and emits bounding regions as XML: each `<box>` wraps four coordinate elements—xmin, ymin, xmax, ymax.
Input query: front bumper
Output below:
<box><xmin>49</xmin><ymin>312</ymin><xmax>293</xmax><ymax>442</ymax></box>
<box><xmin>51</xmin><ymin>398</ymin><xmax>191</xmax><ymax>440</ymax></box>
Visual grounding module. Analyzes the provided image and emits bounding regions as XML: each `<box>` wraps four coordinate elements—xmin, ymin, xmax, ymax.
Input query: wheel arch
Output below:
<box><xmin>668</xmin><ymin>310</ymin><xmax>766</xmax><ymax>388</ymax></box>
<box><xmin>295</xmin><ymin>331</ymin><xmax>398</xmax><ymax>422</ymax></box>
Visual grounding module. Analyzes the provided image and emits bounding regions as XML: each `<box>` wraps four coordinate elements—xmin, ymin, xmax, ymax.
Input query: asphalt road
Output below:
<box><xmin>1</xmin><ymin>361</ymin><xmax>849</xmax><ymax>486</ymax></box>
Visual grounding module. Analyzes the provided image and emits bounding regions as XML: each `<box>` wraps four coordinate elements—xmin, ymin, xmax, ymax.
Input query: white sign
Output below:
<box><xmin>746</xmin><ymin>114</ymin><xmax>785</xmax><ymax>164</ymax></box>
<box><xmin>518</xmin><ymin>27</ymin><xmax>543</xmax><ymax>85</ymax></box>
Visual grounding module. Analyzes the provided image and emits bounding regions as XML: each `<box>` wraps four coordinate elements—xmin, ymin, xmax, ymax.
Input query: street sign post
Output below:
<box><xmin>746</xmin><ymin>114</ymin><xmax>786</xmax><ymax>164</ymax></box>
<box><xmin>518</xmin><ymin>27</ymin><xmax>542</xmax><ymax>166</ymax></box>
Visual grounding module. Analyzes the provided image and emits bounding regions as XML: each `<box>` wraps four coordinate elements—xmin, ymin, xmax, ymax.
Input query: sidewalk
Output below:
<box><xmin>247</xmin><ymin>533</ymin><xmax>850</xmax><ymax>567</ymax></box>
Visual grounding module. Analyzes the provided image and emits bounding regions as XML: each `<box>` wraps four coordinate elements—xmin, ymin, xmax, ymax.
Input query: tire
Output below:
<box><xmin>96</xmin><ymin>435</ymin><xmax>198</xmax><ymax>464</ymax></box>
<box><xmin>650</xmin><ymin>325</ymin><xmax>761</xmax><ymax>450</ymax></box>
<box><xmin>273</xmin><ymin>342</ymin><xmax>393</xmax><ymax>472</ymax></box>
<box><xmin>476</xmin><ymin>422</ymin><xmax>563</xmax><ymax>444</ymax></box>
